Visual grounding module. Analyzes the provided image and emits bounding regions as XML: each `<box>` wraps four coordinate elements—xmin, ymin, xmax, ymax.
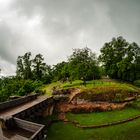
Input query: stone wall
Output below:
<box><xmin>0</xmin><ymin>94</ymin><xmax>37</xmax><ymax>111</ymax></box>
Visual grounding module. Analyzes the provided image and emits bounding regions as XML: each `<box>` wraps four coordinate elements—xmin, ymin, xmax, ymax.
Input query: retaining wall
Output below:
<box><xmin>0</xmin><ymin>94</ymin><xmax>37</xmax><ymax>111</ymax></box>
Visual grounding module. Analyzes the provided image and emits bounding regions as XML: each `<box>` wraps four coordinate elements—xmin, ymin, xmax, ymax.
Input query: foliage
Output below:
<box><xmin>2</xmin><ymin>36</ymin><xmax>140</xmax><ymax>102</ymax></box>
<box><xmin>134</xmin><ymin>80</ymin><xmax>140</xmax><ymax>87</ymax></box>
<box><xmin>16</xmin><ymin>52</ymin><xmax>52</xmax><ymax>84</ymax></box>
<box><xmin>32</xmin><ymin>54</ymin><xmax>47</xmax><ymax>80</ymax></box>
<box><xmin>52</xmin><ymin>61</ymin><xmax>70</xmax><ymax>82</ymax></box>
<box><xmin>16</xmin><ymin>52</ymin><xmax>32</xmax><ymax>79</ymax></box>
<box><xmin>68</xmin><ymin>47</ymin><xmax>101</xmax><ymax>84</ymax></box>
<box><xmin>99</xmin><ymin>36</ymin><xmax>140</xmax><ymax>82</ymax></box>
<box><xmin>0</xmin><ymin>76</ymin><xmax>42</xmax><ymax>102</ymax></box>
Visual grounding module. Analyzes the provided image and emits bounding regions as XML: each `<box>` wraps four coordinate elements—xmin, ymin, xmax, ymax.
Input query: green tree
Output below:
<box><xmin>16</xmin><ymin>52</ymin><xmax>52</xmax><ymax>83</ymax></box>
<box><xmin>32</xmin><ymin>54</ymin><xmax>47</xmax><ymax>80</ymax></box>
<box><xmin>16</xmin><ymin>52</ymin><xmax>32</xmax><ymax>79</ymax></box>
<box><xmin>68</xmin><ymin>47</ymin><xmax>100</xmax><ymax>85</ymax></box>
<box><xmin>52</xmin><ymin>61</ymin><xmax>69</xmax><ymax>82</ymax></box>
<box><xmin>41</xmin><ymin>65</ymin><xmax>53</xmax><ymax>84</ymax></box>
<box><xmin>99</xmin><ymin>36</ymin><xmax>140</xmax><ymax>82</ymax></box>
<box><xmin>23</xmin><ymin>52</ymin><xmax>32</xmax><ymax>79</ymax></box>
<box><xmin>16</xmin><ymin>56</ymin><xmax>24</xmax><ymax>78</ymax></box>
<box><xmin>99</xmin><ymin>36</ymin><xmax>128</xmax><ymax>78</ymax></box>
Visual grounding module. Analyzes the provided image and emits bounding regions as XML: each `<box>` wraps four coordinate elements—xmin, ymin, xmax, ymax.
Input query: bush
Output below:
<box><xmin>18</xmin><ymin>80</ymin><xmax>43</xmax><ymax>96</ymax></box>
<box><xmin>0</xmin><ymin>90</ymin><xmax>8</xmax><ymax>102</ymax></box>
<box><xmin>0</xmin><ymin>76</ymin><xmax>43</xmax><ymax>102</ymax></box>
<box><xmin>134</xmin><ymin>80</ymin><xmax>140</xmax><ymax>87</ymax></box>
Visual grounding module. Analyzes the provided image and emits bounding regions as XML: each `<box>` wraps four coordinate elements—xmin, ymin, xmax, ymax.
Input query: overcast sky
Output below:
<box><xmin>0</xmin><ymin>0</ymin><xmax>140</xmax><ymax>76</ymax></box>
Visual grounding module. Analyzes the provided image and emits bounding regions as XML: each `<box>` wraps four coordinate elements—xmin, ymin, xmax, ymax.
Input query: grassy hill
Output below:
<box><xmin>42</xmin><ymin>79</ymin><xmax>140</xmax><ymax>99</ymax></box>
<box><xmin>40</xmin><ymin>79</ymin><xmax>140</xmax><ymax>140</ymax></box>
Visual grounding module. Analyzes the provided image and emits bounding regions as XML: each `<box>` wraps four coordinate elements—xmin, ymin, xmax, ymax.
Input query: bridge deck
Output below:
<box><xmin>0</xmin><ymin>96</ymin><xmax>48</xmax><ymax>117</ymax></box>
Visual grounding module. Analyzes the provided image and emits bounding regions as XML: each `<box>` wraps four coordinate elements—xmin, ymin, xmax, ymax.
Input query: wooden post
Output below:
<box><xmin>0</xmin><ymin>118</ymin><xmax>7</xmax><ymax>130</ymax></box>
<box><xmin>0</xmin><ymin>121</ymin><xmax>3</xmax><ymax>136</ymax></box>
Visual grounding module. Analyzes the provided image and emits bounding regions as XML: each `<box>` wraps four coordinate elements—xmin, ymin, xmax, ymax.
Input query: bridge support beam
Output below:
<box><xmin>0</xmin><ymin>116</ymin><xmax>15</xmax><ymax>130</ymax></box>
<box><xmin>42</xmin><ymin>105</ymin><xmax>54</xmax><ymax>117</ymax></box>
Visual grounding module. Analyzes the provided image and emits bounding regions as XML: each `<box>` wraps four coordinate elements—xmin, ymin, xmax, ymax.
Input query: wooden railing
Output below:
<box><xmin>0</xmin><ymin>94</ymin><xmax>37</xmax><ymax>111</ymax></box>
<box><xmin>14</xmin><ymin>117</ymin><xmax>45</xmax><ymax>140</ymax></box>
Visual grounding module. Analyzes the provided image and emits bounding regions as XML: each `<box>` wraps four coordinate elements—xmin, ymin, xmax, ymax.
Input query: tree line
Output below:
<box><xmin>0</xmin><ymin>36</ymin><xmax>140</xmax><ymax>102</ymax></box>
<box><xmin>16</xmin><ymin>47</ymin><xmax>101</xmax><ymax>84</ymax></box>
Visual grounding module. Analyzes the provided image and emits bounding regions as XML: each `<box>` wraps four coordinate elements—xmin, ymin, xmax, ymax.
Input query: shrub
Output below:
<box><xmin>18</xmin><ymin>80</ymin><xmax>43</xmax><ymax>96</ymax></box>
<box><xmin>0</xmin><ymin>76</ymin><xmax>43</xmax><ymax>102</ymax></box>
<box><xmin>134</xmin><ymin>80</ymin><xmax>140</xmax><ymax>87</ymax></box>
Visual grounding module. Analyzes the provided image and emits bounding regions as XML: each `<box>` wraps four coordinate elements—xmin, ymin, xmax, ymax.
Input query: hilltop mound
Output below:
<box><xmin>42</xmin><ymin>80</ymin><xmax>140</xmax><ymax>116</ymax></box>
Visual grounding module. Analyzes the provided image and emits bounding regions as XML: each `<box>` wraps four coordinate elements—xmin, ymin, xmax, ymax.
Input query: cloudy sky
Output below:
<box><xmin>0</xmin><ymin>0</ymin><xmax>140</xmax><ymax>76</ymax></box>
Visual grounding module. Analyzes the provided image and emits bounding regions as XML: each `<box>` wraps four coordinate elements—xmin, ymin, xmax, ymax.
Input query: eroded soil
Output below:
<box><xmin>54</xmin><ymin>88</ymin><xmax>132</xmax><ymax>121</ymax></box>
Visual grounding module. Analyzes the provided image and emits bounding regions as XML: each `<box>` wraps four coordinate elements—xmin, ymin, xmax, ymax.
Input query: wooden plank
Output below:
<box><xmin>0</xmin><ymin>96</ymin><xmax>50</xmax><ymax>117</ymax></box>
<box><xmin>14</xmin><ymin>118</ymin><xmax>45</xmax><ymax>133</ymax></box>
<box><xmin>10</xmin><ymin>135</ymin><xmax>28</xmax><ymax>140</ymax></box>
<box><xmin>0</xmin><ymin>95</ymin><xmax>37</xmax><ymax>111</ymax></box>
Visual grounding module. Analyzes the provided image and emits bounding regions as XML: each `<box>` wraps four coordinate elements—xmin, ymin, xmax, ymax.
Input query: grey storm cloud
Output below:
<box><xmin>0</xmin><ymin>0</ymin><xmax>140</xmax><ymax>75</ymax></box>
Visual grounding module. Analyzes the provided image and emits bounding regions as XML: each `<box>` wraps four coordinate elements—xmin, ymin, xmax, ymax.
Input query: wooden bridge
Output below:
<box><xmin>0</xmin><ymin>94</ymin><xmax>54</xmax><ymax>140</ymax></box>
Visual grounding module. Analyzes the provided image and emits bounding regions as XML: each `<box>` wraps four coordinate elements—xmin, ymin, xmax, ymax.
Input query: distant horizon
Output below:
<box><xmin>1</xmin><ymin>36</ymin><xmax>140</xmax><ymax>77</ymax></box>
<box><xmin>1</xmin><ymin>46</ymin><xmax>100</xmax><ymax>77</ymax></box>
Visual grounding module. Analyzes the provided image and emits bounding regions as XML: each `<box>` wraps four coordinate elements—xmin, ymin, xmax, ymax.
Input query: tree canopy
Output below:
<box><xmin>16</xmin><ymin>52</ymin><xmax>51</xmax><ymax>83</ymax></box>
<box><xmin>1</xmin><ymin>36</ymin><xmax>140</xmax><ymax>102</ymax></box>
<box><xmin>99</xmin><ymin>36</ymin><xmax>140</xmax><ymax>82</ymax></box>
<box><xmin>68</xmin><ymin>47</ymin><xmax>100</xmax><ymax>84</ymax></box>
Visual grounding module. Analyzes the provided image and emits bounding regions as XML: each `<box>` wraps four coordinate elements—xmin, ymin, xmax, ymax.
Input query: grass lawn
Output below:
<box><xmin>42</xmin><ymin>80</ymin><xmax>140</xmax><ymax>96</ymax></box>
<box><xmin>46</xmin><ymin>107</ymin><xmax>140</xmax><ymax>140</ymax></box>
<box><xmin>61</xmin><ymin>80</ymin><xmax>139</xmax><ymax>93</ymax></box>
<box><xmin>46</xmin><ymin>118</ymin><xmax>140</xmax><ymax>140</ymax></box>
<box><xmin>41</xmin><ymin>80</ymin><xmax>140</xmax><ymax>140</ymax></box>
<box><xmin>66</xmin><ymin>107</ymin><xmax>140</xmax><ymax>126</ymax></box>
<box><xmin>29</xmin><ymin>107</ymin><xmax>140</xmax><ymax>140</ymax></box>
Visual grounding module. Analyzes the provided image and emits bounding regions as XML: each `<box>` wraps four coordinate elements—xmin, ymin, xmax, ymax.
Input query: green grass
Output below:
<box><xmin>61</xmin><ymin>80</ymin><xmax>83</xmax><ymax>88</ymax></box>
<box><xmin>62</xmin><ymin>80</ymin><xmax>140</xmax><ymax>102</ymax></box>
<box><xmin>45</xmin><ymin>108</ymin><xmax>140</xmax><ymax>140</ymax></box>
<box><xmin>131</xmin><ymin>98</ymin><xmax>140</xmax><ymax>108</ymax></box>
<box><xmin>66</xmin><ymin>108</ymin><xmax>140</xmax><ymax>126</ymax></box>
<box><xmin>46</xmin><ymin>119</ymin><xmax>140</xmax><ymax>140</ymax></box>
<box><xmin>41</xmin><ymin>80</ymin><xmax>140</xmax><ymax>96</ymax></box>
<box><xmin>44</xmin><ymin>107</ymin><xmax>140</xmax><ymax>140</ymax></box>
<box><xmin>41</xmin><ymin>81</ymin><xmax>61</xmax><ymax>96</ymax></box>
<box><xmin>61</xmin><ymin>80</ymin><xmax>139</xmax><ymax>92</ymax></box>
<box><xmin>41</xmin><ymin>80</ymin><xmax>140</xmax><ymax>140</ymax></box>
